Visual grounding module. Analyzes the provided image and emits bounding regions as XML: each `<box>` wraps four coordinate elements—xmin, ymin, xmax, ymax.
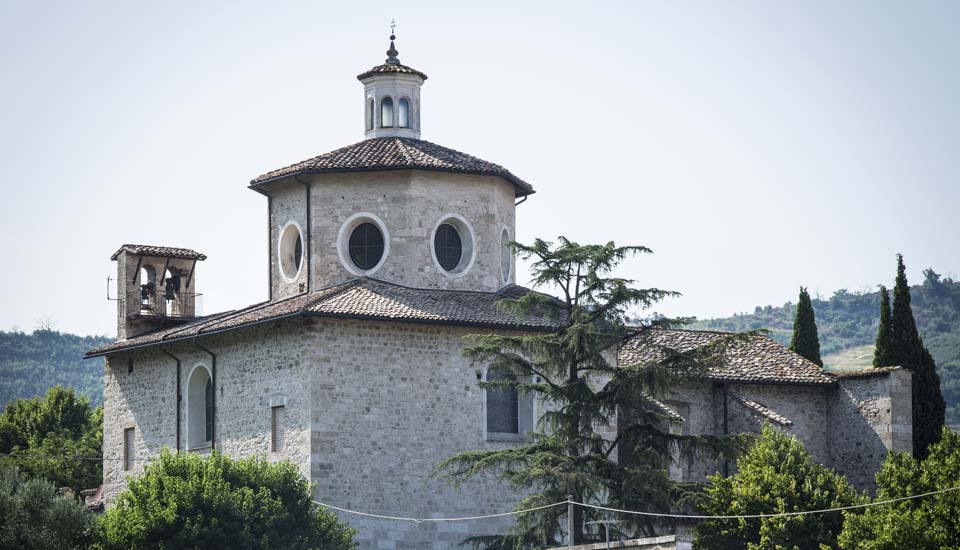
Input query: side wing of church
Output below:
<box><xmin>87</xmin><ymin>33</ymin><xmax>912</xmax><ymax>549</ymax></box>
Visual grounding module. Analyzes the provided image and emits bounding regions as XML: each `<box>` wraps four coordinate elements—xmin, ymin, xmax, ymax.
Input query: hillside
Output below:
<box><xmin>695</xmin><ymin>268</ymin><xmax>960</xmax><ymax>425</ymax></box>
<box><xmin>0</xmin><ymin>329</ymin><xmax>110</xmax><ymax>408</ymax></box>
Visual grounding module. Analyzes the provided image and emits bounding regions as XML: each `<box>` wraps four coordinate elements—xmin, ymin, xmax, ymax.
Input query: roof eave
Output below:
<box><xmin>86</xmin><ymin>310</ymin><xmax>556</xmax><ymax>359</ymax></box>
<box><xmin>249</xmin><ymin>166</ymin><xmax>535</xmax><ymax>197</ymax></box>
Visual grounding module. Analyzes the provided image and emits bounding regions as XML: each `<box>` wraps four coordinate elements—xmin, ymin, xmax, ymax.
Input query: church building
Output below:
<box><xmin>88</xmin><ymin>33</ymin><xmax>913</xmax><ymax>549</ymax></box>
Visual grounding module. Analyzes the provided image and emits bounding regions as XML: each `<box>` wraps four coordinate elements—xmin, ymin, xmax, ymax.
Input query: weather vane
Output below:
<box><xmin>390</xmin><ymin>18</ymin><xmax>396</xmax><ymax>38</ymax></box>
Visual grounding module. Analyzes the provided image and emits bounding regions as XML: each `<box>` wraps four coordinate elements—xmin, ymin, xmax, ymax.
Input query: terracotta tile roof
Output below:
<box><xmin>729</xmin><ymin>391</ymin><xmax>793</xmax><ymax>426</ymax></box>
<box><xmin>110</xmin><ymin>244</ymin><xmax>206</xmax><ymax>261</ymax></box>
<box><xmin>831</xmin><ymin>366</ymin><xmax>902</xmax><ymax>379</ymax></box>
<box><xmin>619</xmin><ymin>329</ymin><xmax>837</xmax><ymax>386</ymax></box>
<box><xmin>643</xmin><ymin>394</ymin><xmax>685</xmax><ymax>423</ymax></box>
<box><xmin>249</xmin><ymin>137</ymin><xmax>534</xmax><ymax>197</ymax></box>
<box><xmin>356</xmin><ymin>63</ymin><xmax>428</xmax><ymax>81</ymax></box>
<box><xmin>86</xmin><ymin>278</ymin><xmax>559</xmax><ymax>357</ymax></box>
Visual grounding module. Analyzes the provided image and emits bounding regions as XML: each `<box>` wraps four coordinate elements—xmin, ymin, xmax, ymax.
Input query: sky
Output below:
<box><xmin>1</xmin><ymin>1</ymin><xmax>958</xmax><ymax>337</ymax></box>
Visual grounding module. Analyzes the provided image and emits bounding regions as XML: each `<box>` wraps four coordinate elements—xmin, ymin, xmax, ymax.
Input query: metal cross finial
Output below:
<box><xmin>385</xmin><ymin>19</ymin><xmax>400</xmax><ymax>64</ymax></box>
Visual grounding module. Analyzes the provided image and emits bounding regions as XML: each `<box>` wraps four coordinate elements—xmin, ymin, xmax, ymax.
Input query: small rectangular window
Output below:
<box><xmin>271</xmin><ymin>406</ymin><xmax>287</xmax><ymax>452</ymax></box>
<box><xmin>123</xmin><ymin>427</ymin><xmax>135</xmax><ymax>471</ymax></box>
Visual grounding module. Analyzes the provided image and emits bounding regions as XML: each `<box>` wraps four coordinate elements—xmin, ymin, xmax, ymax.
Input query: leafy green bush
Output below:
<box><xmin>838</xmin><ymin>427</ymin><xmax>960</xmax><ymax>549</ymax></box>
<box><xmin>0</xmin><ymin>465</ymin><xmax>94</xmax><ymax>550</ymax></box>
<box><xmin>695</xmin><ymin>425</ymin><xmax>860</xmax><ymax>550</ymax></box>
<box><xmin>97</xmin><ymin>449</ymin><xmax>356</xmax><ymax>550</ymax></box>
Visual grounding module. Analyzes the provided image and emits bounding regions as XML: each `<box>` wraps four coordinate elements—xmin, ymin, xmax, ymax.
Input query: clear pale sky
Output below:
<box><xmin>1</xmin><ymin>1</ymin><xmax>957</xmax><ymax>337</ymax></box>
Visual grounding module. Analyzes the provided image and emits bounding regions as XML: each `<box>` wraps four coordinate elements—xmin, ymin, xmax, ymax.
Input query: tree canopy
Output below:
<box><xmin>695</xmin><ymin>424</ymin><xmax>860</xmax><ymax>550</ymax></box>
<box><xmin>97</xmin><ymin>449</ymin><xmax>356</xmax><ymax>550</ymax></box>
<box><xmin>789</xmin><ymin>287</ymin><xmax>823</xmax><ymax>366</ymax></box>
<box><xmin>839</xmin><ymin>427</ymin><xmax>960</xmax><ymax>550</ymax></box>
<box><xmin>434</xmin><ymin>237</ymin><xmax>743</xmax><ymax>548</ymax></box>
<box><xmin>0</xmin><ymin>465</ymin><xmax>94</xmax><ymax>550</ymax></box>
<box><xmin>0</xmin><ymin>386</ymin><xmax>101</xmax><ymax>494</ymax></box>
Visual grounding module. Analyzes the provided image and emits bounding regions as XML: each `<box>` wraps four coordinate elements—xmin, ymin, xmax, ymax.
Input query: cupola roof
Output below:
<box><xmin>250</xmin><ymin>137</ymin><xmax>534</xmax><ymax>197</ymax></box>
<box><xmin>357</xmin><ymin>30</ymin><xmax>428</xmax><ymax>81</ymax></box>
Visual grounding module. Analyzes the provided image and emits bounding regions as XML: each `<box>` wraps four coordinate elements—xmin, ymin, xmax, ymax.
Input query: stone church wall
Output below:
<box><xmin>103</xmin><ymin>315</ymin><xmax>913</xmax><ymax>547</ymax></box>
<box><xmin>102</xmin><ymin>320</ymin><xmax>314</xmax><ymax>504</ymax></box>
<box><xmin>828</xmin><ymin>369</ymin><xmax>912</xmax><ymax>491</ymax></box>
<box><xmin>104</xmin><ymin>317</ymin><xmax>534</xmax><ymax>548</ymax></box>
<box><xmin>269</xmin><ymin>180</ymin><xmax>309</xmax><ymax>300</ymax></box>
<box><xmin>294</xmin><ymin>170</ymin><xmax>516</xmax><ymax>293</ymax></box>
<box><xmin>306</xmin><ymin>318</ymin><xmax>533</xmax><ymax>549</ymax></box>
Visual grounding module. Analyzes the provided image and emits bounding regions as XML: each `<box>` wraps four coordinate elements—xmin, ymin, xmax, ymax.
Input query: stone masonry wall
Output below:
<box><xmin>114</xmin><ymin>251</ymin><xmax>201</xmax><ymax>339</ymax></box>
<box><xmin>102</xmin><ymin>320</ymin><xmax>314</xmax><ymax>504</ymax></box>
<box><xmin>662</xmin><ymin>383</ymin><xmax>831</xmax><ymax>482</ymax></box>
<box><xmin>104</xmin><ymin>316</ymin><xmax>537</xmax><ymax>548</ymax></box>
<box><xmin>268</xmin><ymin>180</ymin><xmax>309</xmax><ymax>300</ymax></box>
<box><xmin>725</xmin><ymin>383</ymin><xmax>831</xmax><ymax>465</ymax></box>
<box><xmin>307</xmin><ymin>318</ymin><xmax>532</xmax><ymax>549</ymax></box>
<box><xmin>266</xmin><ymin>170</ymin><xmax>518</xmax><ymax>294</ymax></box>
<box><xmin>829</xmin><ymin>370</ymin><xmax>912</xmax><ymax>492</ymax></box>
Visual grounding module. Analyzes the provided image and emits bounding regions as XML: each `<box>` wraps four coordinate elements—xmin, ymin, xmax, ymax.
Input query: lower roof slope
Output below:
<box><xmin>619</xmin><ymin>328</ymin><xmax>838</xmax><ymax>386</ymax></box>
<box><xmin>86</xmin><ymin>278</ymin><xmax>558</xmax><ymax>357</ymax></box>
<box><xmin>249</xmin><ymin>137</ymin><xmax>534</xmax><ymax>196</ymax></box>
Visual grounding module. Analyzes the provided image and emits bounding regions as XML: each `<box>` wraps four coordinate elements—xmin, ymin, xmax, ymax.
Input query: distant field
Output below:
<box><xmin>823</xmin><ymin>344</ymin><xmax>875</xmax><ymax>372</ymax></box>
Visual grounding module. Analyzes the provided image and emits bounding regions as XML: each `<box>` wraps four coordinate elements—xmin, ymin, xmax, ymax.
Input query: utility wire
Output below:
<box><xmin>574</xmin><ymin>485</ymin><xmax>960</xmax><ymax>519</ymax></box>
<box><xmin>4</xmin><ymin>453</ymin><xmax>958</xmax><ymax>523</ymax></box>
<box><xmin>314</xmin><ymin>486</ymin><xmax>960</xmax><ymax>524</ymax></box>
<box><xmin>0</xmin><ymin>453</ymin><xmax>150</xmax><ymax>462</ymax></box>
<box><xmin>312</xmin><ymin>500</ymin><xmax>568</xmax><ymax>524</ymax></box>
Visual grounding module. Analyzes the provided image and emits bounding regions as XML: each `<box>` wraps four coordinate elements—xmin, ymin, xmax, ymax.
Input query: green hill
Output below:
<box><xmin>694</xmin><ymin>268</ymin><xmax>960</xmax><ymax>425</ymax></box>
<box><xmin>0</xmin><ymin>329</ymin><xmax>111</xmax><ymax>408</ymax></box>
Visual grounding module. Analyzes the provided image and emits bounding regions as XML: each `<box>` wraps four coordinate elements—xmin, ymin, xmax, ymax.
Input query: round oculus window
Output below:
<box><xmin>348</xmin><ymin>222</ymin><xmax>384</xmax><ymax>270</ymax></box>
<box><xmin>279</xmin><ymin>222</ymin><xmax>303</xmax><ymax>281</ymax></box>
<box><xmin>434</xmin><ymin>223</ymin><xmax>463</xmax><ymax>272</ymax></box>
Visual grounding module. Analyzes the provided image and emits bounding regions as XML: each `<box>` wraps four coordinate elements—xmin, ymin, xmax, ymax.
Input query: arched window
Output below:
<box><xmin>138</xmin><ymin>265</ymin><xmax>157</xmax><ymax>314</ymax></box>
<box><xmin>163</xmin><ymin>268</ymin><xmax>181</xmax><ymax>316</ymax></box>
<box><xmin>187</xmin><ymin>366</ymin><xmax>213</xmax><ymax>449</ymax></box>
<box><xmin>380</xmin><ymin>97</ymin><xmax>394</xmax><ymax>128</ymax></box>
<box><xmin>398</xmin><ymin>98</ymin><xmax>410</xmax><ymax>128</ymax></box>
<box><xmin>367</xmin><ymin>98</ymin><xmax>375</xmax><ymax>130</ymax></box>
<box><xmin>486</xmin><ymin>367</ymin><xmax>519</xmax><ymax>434</ymax></box>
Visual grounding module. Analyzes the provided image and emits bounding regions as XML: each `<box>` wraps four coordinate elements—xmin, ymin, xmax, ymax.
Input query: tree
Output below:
<box><xmin>97</xmin><ymin>449</ymin><xmax>356</xmax><ymax>550</ymax></box>
<box><xmin>695</xmin><ymin>425</ymin><xmax>859</xmax><ymax>550</ymax></box>
<box><xmin>885</xmin><ymin>254</ymin><xmax>945</xmax><ymax>459</ymax></box>
<box><xmin>839</xmin><ymin>427</ymin><xmax>960</xmax><ymax>550</ymax></box>
<box><xmin>873</xmin><ymin>286</ymin><xmax>893</xmax><ymax>368</ymax></box>
<box><xmin>0</xmin><ymin>465</ymin><xmax>94</xmax><ymax>550</ymax></box>
<box><xmin>434</xmin><ymin>237</ymin><xmax>742</xmax><ymax>548</ymax></box>
<box><xmin>0</xmin><ymin>386</ymin><xmax>101</xmax><ymax>494</ymax></box>
<box><xmin>789</xmin><ymin>287</ymin><xmax>823</xmax><ymax>366</ymax></box>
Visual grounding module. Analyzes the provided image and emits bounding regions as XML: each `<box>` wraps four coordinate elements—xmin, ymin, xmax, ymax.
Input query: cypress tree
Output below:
<box><xmin>887</xmin><ymin>254</ymin><xmax>946</xmax><ymax>459</ymax></box>
<box><xmin>789</xmin><ymin>287</ymin><xmax>823</xmax><ymax>367</ymax></box>
<box><xmin>873</xmin><ymin>285</ymin><xmax>893</xmax><ymax>367</ymax></box>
